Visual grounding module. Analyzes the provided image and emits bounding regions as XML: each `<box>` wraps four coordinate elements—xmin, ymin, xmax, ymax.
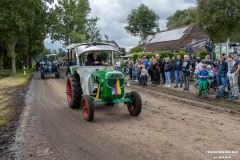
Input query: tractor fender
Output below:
<box><xmin>66</xmin><ymin>67</ymin><xmax>76</xmax><ymax>76</ymax></box>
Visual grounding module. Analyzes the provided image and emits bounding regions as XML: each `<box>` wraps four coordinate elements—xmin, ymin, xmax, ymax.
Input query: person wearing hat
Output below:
<box><xmin>228</xmin><ymin>51</ymin><xmax>240</xmax><ymax>101</ymax></box>
<box><xmin>216</xmin><ymin>55</ymin><xmax>228</xmax><ymax>98</ymax></box>
<box><xmin>182</xmin><ymin>55</ymin><xmax>192</xmax><ymax>91</ymax></box>
<box><xmin>164</xmin><ymin>57</ymin><xmax>172</xmax><ymax>88</ymax></box>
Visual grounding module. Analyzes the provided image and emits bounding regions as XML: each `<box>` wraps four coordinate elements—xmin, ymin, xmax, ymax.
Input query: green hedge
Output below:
<box><xmin>131</xmin><ymin>50</ymin><xmax>208</xmax><ymax>62</ymax></box>
<box><xmin>194</xmin><ymin>51</ymin><xmax>208</xmax><ymax>59</ymax></box>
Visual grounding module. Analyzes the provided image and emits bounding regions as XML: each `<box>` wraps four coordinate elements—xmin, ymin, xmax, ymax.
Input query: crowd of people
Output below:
<box><xmin>122</xmin><ymin>51</ymin><xmax>240</xmax><ymax>101</ymax></box>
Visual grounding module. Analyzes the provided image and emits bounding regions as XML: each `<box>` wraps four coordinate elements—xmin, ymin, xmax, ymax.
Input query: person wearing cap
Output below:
<box><xmin>228</xmin><ymin>51</ymin><xmax>240</xmax><ymax>101</ymax></box>
<box><xmin>216</xmin><ymin>55</ymin><xmax>228</xmax><ymax>98</ymax></box>
<box><xmin>182</xmin><ymin>55</ymin><xmax>192</xmax><ymax>91</ymax></box>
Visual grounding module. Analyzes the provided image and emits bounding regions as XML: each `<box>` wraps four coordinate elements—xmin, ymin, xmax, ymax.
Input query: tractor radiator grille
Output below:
<box><xmin>106</xmin><ymin>78</ymin><xmax>124</xmax><ymax>88</ymax></box>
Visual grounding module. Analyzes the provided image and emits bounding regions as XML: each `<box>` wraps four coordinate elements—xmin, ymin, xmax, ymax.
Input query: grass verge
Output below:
<box><xmin>0</xmin><ymin>68</ymin><xmax>33</xmax><ymax>125</ymax></box>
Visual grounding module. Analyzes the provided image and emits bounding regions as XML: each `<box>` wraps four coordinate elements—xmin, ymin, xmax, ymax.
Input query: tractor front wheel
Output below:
<box><xmin>82</xmin><ymin>95</ymin><xmax>94</xmax><ymax>122</ymax></box>
<box><xmin>66</xmin><ymin>75</ymin><xmax>82</xmax><ymax>109</ymax></box>
<box><xmin>55</xmin><ymin>72</ymin><xmax>60</xmax><ymax>79</ymax></box>
<box><xmin>127</xmin><ymin>91</ymin><xmax>142</xmax><ymax>116</ymax></box>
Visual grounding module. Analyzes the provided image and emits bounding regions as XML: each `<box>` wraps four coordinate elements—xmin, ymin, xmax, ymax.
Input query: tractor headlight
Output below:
<box><xmin>125</xmin><ymin>81</ymin><xmax>131</xmax><ymax>87</ymax></box>
<box><xmin>93</xmin><ymin>83</ymin><xmax>98</xmax><ymax>89</ymax></box>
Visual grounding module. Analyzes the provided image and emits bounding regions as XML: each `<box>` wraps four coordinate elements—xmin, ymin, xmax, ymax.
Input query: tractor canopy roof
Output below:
<box><xmin>46</xmin><ymin>53</ymin><xmax>58</xmax><ymax>57</ymax></box>
<box><xmin>66</xmin><ymin>42</ymin><xmax>120</xmax><ymax>57</ymax></box>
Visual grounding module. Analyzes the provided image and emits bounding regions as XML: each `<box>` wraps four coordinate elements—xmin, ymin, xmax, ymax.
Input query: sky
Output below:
<box><xmin>44</xmin><ymin>0</ymin><xmax>197</xmax><ymax>52</ymax></box>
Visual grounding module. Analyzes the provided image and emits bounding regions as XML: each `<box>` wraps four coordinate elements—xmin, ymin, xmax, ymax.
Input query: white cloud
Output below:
<box><xmin>44</xmin><ymin>38</ymin><xmax>64</xmax><ymax>51</ymax></box>
<box><xmin>45</xmin><ymin>0</ymin><xmax>196</xmax><ymax>52</ymax></box>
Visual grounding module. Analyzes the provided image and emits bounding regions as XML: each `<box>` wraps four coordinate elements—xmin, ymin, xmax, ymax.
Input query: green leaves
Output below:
<box><xmin>197</xmin><ymin>0</ymin><xmax>240</xmax><ymax>42</ymax></box>
<box><xmin>125</xmin><ymin>4</ymin><xmax>159</xmax><ymax>44</ymax></box>
<box><xmin>167</xmin><ymin>8</ymin><xmax>196</xmax><ymax>29</ymax></box>
<box><xmin>48</xmin><ymin>0</ymin><xmax>101</xmax><ymax>45</ymax></box>
<box><xmin>0</xmin><ymin>0</ymin><xmax>48</xmax><ymax>73</ymax></box>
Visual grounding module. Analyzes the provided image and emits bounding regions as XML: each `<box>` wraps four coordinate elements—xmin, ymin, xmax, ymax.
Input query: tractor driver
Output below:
<box><xmin>86</xmin><ymin>51</ymin><xmax>104</xmax><ymax>66</ymax></box>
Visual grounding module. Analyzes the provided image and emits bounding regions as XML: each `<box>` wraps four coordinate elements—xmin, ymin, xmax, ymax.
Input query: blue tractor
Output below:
<box><xmin>40</xmin><ymin>54</ymin><xmax>60</xmax><ymax>79</ymax></box>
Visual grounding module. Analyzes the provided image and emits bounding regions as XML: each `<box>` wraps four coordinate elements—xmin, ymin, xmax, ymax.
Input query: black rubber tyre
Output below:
<box><xmin>66</xmin><ymin>74</ymin><xmax>82</xmax><ymax>109</ymax></box>
<box><xmin>127</xmin><ymin>91</ymin><xmax>142</xmax><ymax>116</ymax></box>
<box><xmin>82</xmin><ymin>95</ymin><xmax>94</xmax><ymax>122</ymax></box>
<box><xmin>41</xmin><ymin>71</ymin><xmax>45</xmax><ymax>79</ymax></box>
<box><xmin>55</xmin><ymin>72</ymin><xmax>60</xmax><ymax>79</ymax></box>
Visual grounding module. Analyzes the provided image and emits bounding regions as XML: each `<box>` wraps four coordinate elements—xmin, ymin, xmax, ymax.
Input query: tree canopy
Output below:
<box><xmin>197</xmin><ymin>0</ymin><xmax>240</xmax><ymax>42</ymax></box>
<box><xmin>167</xmin><ymin>7</ymin><xmax>196</xmax><ymax>29</ymax></box>
<box><xmin>125</xmin><ymin>4</ymin><xmax>159</xmax><ymax>44</ymax></box>
<box><xmin>0</xmin><ymin>0</ymin><xmax>48</xmax><ymax>73</ymax></box>
<box><xmin>48</xmin><ymin>0</ymin><xmax>101</xmax><ymax>46</ymax></box>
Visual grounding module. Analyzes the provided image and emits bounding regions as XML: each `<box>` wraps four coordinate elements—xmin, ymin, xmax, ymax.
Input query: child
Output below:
<box><xmin>206</xmin><ymin>65</ymin><xmax>214</xmax><ymax>85</ymax></box>
<box><xmin>198</xmin><ymin>64</ymin><xmax>209</xmax><ymax>97</ymax></box>
<box><xmin>140</xmin><ymin>65</ymin><xmax>148</xmax><ymax>86</ymax></box>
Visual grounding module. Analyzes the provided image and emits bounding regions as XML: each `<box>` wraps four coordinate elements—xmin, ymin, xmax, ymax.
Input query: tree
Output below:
<box><xmin>167</xmin><ymin>7</ymin><xmax>196</xmax><ymax>29</ymax></box>
<box><xmin>197</xmin><ymin>0</ymin><xmax>240</xmax><ymax>42</ymax></box>
<box><xmin>0</xmin><ymin>0</ymin><xmax>47</xmax><ymax>73</ymax></box>
<box><xmin>125</xmin><ymin>4</ymin><xmax>159</xmax><ymax>44</ymax></box>
<box><xmin>58</xmin><ymin>48</ymin><xmax>66</xmax><ymax>57</ymax></box>
<box><xmin>130</xmin><ymin>46</ymin><xmax>143</xmax><ymax>53</ymax></box>
<box><xmin>48</xmin><ymin>0</ymin><xmax>101</xmax><ymax>45</ymax></box>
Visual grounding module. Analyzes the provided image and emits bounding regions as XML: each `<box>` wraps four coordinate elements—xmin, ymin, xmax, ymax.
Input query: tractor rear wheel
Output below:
<box><xmin>127</xmin><ymin>91</ymin><xmax>142</xmax><ymax>116</ymax></box>
<box><xmin>66</xmin><ymin>74</ymin><xmax>82</xmax><ymax>109</ymax></box>
<box><xmin>82</xmin><ymin>95</ymin><xmax>94</xmax><ymax>122</ymax></box>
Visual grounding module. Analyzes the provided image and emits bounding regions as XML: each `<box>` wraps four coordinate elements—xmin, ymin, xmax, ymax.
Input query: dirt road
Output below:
<box><xmin>5</xmin><ymin>71</ymin><xmax>240</xmax><ymax>160</ymax></box>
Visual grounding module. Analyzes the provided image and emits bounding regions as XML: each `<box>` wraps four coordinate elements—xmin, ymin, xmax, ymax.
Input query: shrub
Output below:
<box><xmin>194</xmin><ymin>50</ymin><xmax>208</xmax><ymax>59</ymax></box>
<box><xmin>175</xmin><ymin>51</ymin><xmax>187</xmax><ymax>59</ymax></box>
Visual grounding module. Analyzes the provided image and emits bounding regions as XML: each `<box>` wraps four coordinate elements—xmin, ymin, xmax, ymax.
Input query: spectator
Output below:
<box><xmin>226</xmin><ymin>58</ymin><xmax>232</xmax><ymax>94</ymax></box>
<box><xmin>174</xmin><ymin>55</ymin><xmax>183</xmax><ymax>88</ymax></box>
<box><xmin>204</xmin><ymin>55</ymin><xmax>213</xmax><ymax>66</ymax></box>
<box><xmin>193</xmin><ymin>59</ymin><xmax>203</xmax><ymax>88</ymax></box>
<box><xmin>164</xmin><ymin>57</ymin><xmax>172</xmax><ymax>88</ymax></box>
<box><xmin>221</xmin><ymin>53</ymin><xmax>227</xmax><ymax>62</ymax></box>
<box><xmin>182</xmin><ymin>55</ymin><xmax>192</xmax><ymax>91</ymax></box>
<box><xmin>143</xmin><ymin>56</ymin><xmax>149</xmax><ymax>70</ymax></box>
<box><xmin>161</xmin><ymin>58</ymin><xmax>166</xmax><ymax>84</ymax></box>
<box><xmin>196</xmin><ymin>54</ymin><xmax>202</xmax><ymax>63</ymax></box>
<box><xmin>207</xmin><ymin>65</ymin><xmax>214</xmax><ymax>86</ymax></box>
<box><xmin>138</xmin><ymin>59</ymin><xmax>145</xmax><ymax>85</ymax></box>
<box><xmin>198</xmin><ymin>64</ymin><xmax>209</xmax><ymax>97</ymax></box>
<box><xmin>128</xmin><ymin>58</ymin><xmax>133</xmax><ymax>80</ymax></box>
<box><xmin>152</xmin><ymin>58</ymin><xmax>160</xmax><ymax>85</ymax></box>
<box><xmin>133</xmin><ymin>61</ymin><xmax>138</xmax><ymax>81</ymax></box>
<box><xmin>140</xmin><ymin>65</ymin><xmax>148</xmax><ymax>86</ymax></box>
<box><xmin>155</xmin><ymin>54</ymin><xmax>162</xmax><ymax>84</ymax></box>
<box><xmin>212</xmin><ymin>62</ymin><xmax>217</xmax><ymax>76</ymax></box>
<box><xmin>228</xmin><ymin>51</ymin><xmax>240</xmax><ymax>101</ymax></box>
<box><xmin>148</xmin><ymin>57</ymin><xmax>154</xmax><ymax>82</ymax></box>
<box><xmin>115</xmin><ymin>59</ymin><xmax>121</xmax><ymax>71</ymax></box>
<box><xmin>216</xmin><ymin>55</ymin><xmax>228</xmax><ymax>98</ymax></box>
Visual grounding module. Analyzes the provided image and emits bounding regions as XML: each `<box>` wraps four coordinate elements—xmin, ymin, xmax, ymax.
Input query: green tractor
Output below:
<box><xmin>65</xmin><ymin>42</ymin><xmax>142</xmax><ymax>121</ymax></box>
